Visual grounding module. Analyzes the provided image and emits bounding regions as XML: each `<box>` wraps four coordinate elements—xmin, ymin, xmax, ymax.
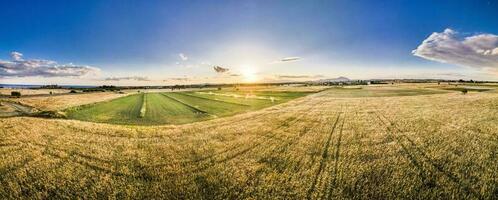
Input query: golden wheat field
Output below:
<box><xmin>0</xmin><ymin>85</ymin><xmax>497</xmax><ymax>199</ymax></box>
<box><xmin>0</xmin><ymin>89</ymin><xmax>71</xmax><ymax>96</ymax></box>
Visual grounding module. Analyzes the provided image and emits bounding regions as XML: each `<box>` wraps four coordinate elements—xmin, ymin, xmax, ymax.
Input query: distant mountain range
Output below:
<box><xmin>315</xmin><ymin>76</ymin><xmax>351</xmax><ymax>83</ymax></box>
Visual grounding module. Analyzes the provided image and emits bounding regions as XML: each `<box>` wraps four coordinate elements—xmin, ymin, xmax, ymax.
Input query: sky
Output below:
<box><xmin>1</xmin><ymin>0</ymin><xmax>498</xmax><ymax>86</ymax></box>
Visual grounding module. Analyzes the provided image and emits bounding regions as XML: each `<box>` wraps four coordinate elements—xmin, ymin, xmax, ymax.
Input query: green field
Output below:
<box><xmin>65</xmin><ymin>91</ymin><xmax>310</xmax><ymax>125</ymax></box>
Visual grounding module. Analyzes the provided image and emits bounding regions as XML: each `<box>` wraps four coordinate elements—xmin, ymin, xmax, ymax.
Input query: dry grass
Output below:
<box><xmin>0</xmin><ymin>89</ymin><xmax>71</xmax><ymax>96</ymax></box>
<box><xmin>0</xmin><ymin>85</ymin><xmax>497</xmax><ymax>199</ymax></box>
<box><xmin>16</xmin><ymin>92</ymin><xmax>129</xmax><ymax>111</ymax></box>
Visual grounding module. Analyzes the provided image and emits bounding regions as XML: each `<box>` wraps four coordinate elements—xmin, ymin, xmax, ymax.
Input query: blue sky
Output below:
<box><xmin>1</xmin><ymin>0</ymin><xmax>498</xmax><ymax>85</ymax></box>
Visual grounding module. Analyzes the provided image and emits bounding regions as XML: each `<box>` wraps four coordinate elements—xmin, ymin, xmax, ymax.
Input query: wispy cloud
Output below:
<box><xmin>179</xmin><ymin>53</ymin><xmax>188</xmax><ymax>61</ymax></box>
<box><xmin>0</xmin><ymin>52</ymin><xmax>100</xmax><ymax>78</ymax></box>
<box><xmin>412</xmin><ymin>28</ymin><xmax>498</xmax><ymax>73</ymax></box>
<box><xmin>163</xmin><ymin>77</ymin><xmax>190</xmax><ymax>81</ymax></box>
<box><xmin>270</xmin><ymin>56</ymin><xmax>302</xmax><ymax>64</ymax></box>
<box><xmin>280</xmin><ymin>57</ymin><xmax>301</xmax><ymax>62</ymax></box>
<box><xmin>104</xmin><ymin>76</ymin><xmax>150</xmax><ymax>81</ymax></box>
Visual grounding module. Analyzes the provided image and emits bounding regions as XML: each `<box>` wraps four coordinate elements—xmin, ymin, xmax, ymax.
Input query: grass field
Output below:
<box><xmin>0</xmin><ymin>85</ymin><xmax>497</xmax><ymax>199</ymax></box>
<box><xmin>65</xmin><ymin>91</ymin><xmax>310</xmax><ymax>125</ymax></box>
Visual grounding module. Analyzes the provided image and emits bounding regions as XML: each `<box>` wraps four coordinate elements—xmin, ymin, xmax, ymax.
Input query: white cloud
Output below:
<box><xmin>10</xmin><ymin>52</ymin><xmax>23</xmax><ymax>61</ymax></box>
<box><xmin>179</xmin><ymin>53</ymin><xmax>188</xmax><ymax>61</ymax></box>
<box><xmin>0</xmin><ymin>52</ymin><xmax>100</xmax><ymax>77</ymax></box>
<box><xmin>104</xmin><ymin>76</ymin><xmax>150</xmax><ymax>81</ymax></box>
<box><xmin>412</xmin><ymin>28</ymin><xmax>498</xmax><ymax>73</ymax></box>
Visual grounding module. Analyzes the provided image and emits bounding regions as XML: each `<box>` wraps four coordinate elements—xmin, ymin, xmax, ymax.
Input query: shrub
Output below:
<box><xmin>461</xmin><ymin>89</ymin><xmax>468</xmax><ymax>95</ymax></box>
<box><xmin>11</xmin><ymin>91</ymin><xmax>21</xmax><ymax>97</ymax></box>
<box><xmin>70</xmin><ymin>90</ymin><xmax>77</xmax><ymax>93</ymax></box>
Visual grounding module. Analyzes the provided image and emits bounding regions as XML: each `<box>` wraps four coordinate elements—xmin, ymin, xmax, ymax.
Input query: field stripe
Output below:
<box><xmin>236</xmin><ymin>103</ymin><xmax>327</xmax><ymax>198</ymax></box>
<box><xmin>150</xmin><ymin>103</ymin><xmax>321</xmax><ymax>176</ymax></box>
<box><xmin>323</xmin><ymin>112</ymin><xmax>347</xmax><ymax>199</ymax></box>
<box><xmin>373</xmin><ymin>111</ymin><xmax>483</xmax><ymax>199</ymax></box>
<box><xmin>139</xmin><ymin>93</ymin><xmax>147</xmax><ymax>118</ymax></box>
<box><xmin>161</xmin><ymin>93</ymin><xmax>208</xmax><ymax>114</ymax></box>
<box><xmin>306</xmin><ymin>111</ymin><xmax>342</xmax><ymax>200</ymax></box>
<box><xmin>185</xmin><ymin>115</ymin><xmax>306</xmax><ymax>173</ymax></box>
<box><xmin>176</xmin><ymin>92</ymin><xmax>250</xmax><ymax>107</ymax></box>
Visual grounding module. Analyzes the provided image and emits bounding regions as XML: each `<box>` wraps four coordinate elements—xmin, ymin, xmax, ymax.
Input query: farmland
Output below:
<box><xmin>65</xmin><ymin>90</ymin><xmax>310</xmax><ymax>125</ymax></box>
<box><xmin>0</xmin><ymin>84</ymin><xmax>497</xmax><ymax>199</ymax></box>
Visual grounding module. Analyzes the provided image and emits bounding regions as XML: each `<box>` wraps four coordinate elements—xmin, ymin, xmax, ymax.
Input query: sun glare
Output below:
<box><xmin>240</xmin><ymin>65</ymin><xmax>258</xmax><ymax>82</ymax></box>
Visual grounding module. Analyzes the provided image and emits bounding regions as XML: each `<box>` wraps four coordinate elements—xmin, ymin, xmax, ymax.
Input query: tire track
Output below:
<box><xmin>236</xmin><ymin>104</ymin><xmax>327</xmax><ymax>197</ymax></box>
<box><xmin>183</xmin><ymin>112</ymin><xmax>310</xmax><ymax>174</ymax></box>
<box><xmin>306</xmin><ymin>111</ymin><xmax>342</xmax><ymax>200</ymax></box>
<box><xmin>175</xmin><ymin>92</ymin><xmax>250</xmax><ymax>107</ymax></box>
<box><xmin>374</xmin><ymin>111</ymin><xmax>483</xmax><ymax>199</ymax></box>
<box><xmin>161</xmin><ymin>93</ymin><xmax>208</xmax><ymax>114</ymax></box>
<box><xmin>153</xmin><ymin>100</ymin><xmax>328</xmax><ymax>172</ymax></box>
<box><xmin>29</xmin><ymin>142</ymin><xmax>152</xmax><ymax>180</ymax></box>
<box><xmin>323</xmin><ymin>112</ymin><xmax>348</xmax><ymax>200</ymax></box>
<box><xmin>146</xmin><ymin>112</ymin><xmax>309</xmax><ymax>176</ymax></box>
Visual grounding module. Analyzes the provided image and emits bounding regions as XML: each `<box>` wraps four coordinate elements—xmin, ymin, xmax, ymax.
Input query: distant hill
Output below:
<box><xmin>316</xmin><ymin>76</ymin><xmax>351</xmax><ymax>83</ymax></box>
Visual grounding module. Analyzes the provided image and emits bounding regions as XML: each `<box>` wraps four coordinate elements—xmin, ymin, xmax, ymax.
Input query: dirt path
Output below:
<box><xmin>0</xmin><ymin>101</ymin><xmax>37</xmax><ymax>117</ymax></box>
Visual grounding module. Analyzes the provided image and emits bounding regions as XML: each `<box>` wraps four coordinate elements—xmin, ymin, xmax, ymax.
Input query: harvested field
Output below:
<box><xmin>0</xmin><ymin>85</ymin><xmax>497</xmax><ymax>199</ymax></box>
<box><xmin>14</xmin><ymin>92</ymin><xmax>129</xmax><ymax>111</ymax></box>
<box><xmin>0</xmin><ymin>88</ymin><xmax>71</xmax><ymax>96</ymax></box>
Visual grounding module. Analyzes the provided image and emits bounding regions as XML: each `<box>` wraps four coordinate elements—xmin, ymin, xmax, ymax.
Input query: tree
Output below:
<box><xmin>11</xmin><ymin>91</ymin><xmax>21</xmax><ymax>98</ymax></box>
<box><xmin>461</xmin><ymin>89</ymin><xmax>468</xmax><ymax>95</ymax></box>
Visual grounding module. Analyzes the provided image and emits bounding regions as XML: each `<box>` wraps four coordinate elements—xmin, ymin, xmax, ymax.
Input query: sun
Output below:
<box><xmin>240</xmin><ymin>65</ymin><xmax>258</xmax><ymax>83</ymax></box>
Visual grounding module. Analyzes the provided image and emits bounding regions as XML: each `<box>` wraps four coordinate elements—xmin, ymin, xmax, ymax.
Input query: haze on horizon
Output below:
<box><xmin>1</xmin><ymin>0</ymin><xmax>498</xmax><ymax>86</ymax></box>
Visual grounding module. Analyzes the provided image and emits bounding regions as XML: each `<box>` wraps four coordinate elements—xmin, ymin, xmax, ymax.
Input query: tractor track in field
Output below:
<box><xmin>175</xmin><ymin>92</ymin><xmax>250</xmax><ymax>107</ymax></box>
<box><xmin>261</xmin><ymin>102</ymin><xmax>325</xmax><ymax>157</ymax></box>
<box><xmin>306</xmin><ymin>109</ymin><xmax>343</xmax><ymax>200</ymax></box>
<box><xmin>149</xmin><ymin>101</ymin><xmax>324</xmax><ymax>175</ymax></box>
<box><xmin>160</xmin><ymin>93</ymin><xmax>208</xmax><ymax>114</ymax></box>
<box><xmin>179</xmin><ymin>99</ymin><xmax>330</xmax><ymax>165</ymax></box>
<box><xmin>199</xmin><ymin>99</ymin><xmax>328</xmax><ymax>131</ymax></box>
<box><xmin>0</xmin><ymin>156</ymin><xmax>41</xmax><ymax>179</ymax></box>
<box><xmin>144</xmin><ymin>114</ymin><xmax>304</xmax><ymax>172</ymax></box>
<box><xmin>323</xmin><ymin>111</ymin><xmax>349</xmax><ymax>200</ymax></box>
<box><xmin>194</xmin><ymin>100</ymin><xmax>325</xmax><ymax>164</ymax></box>
<box><xmin>149</xmin><ymin>101</ymin><xmax>327</xmax><ymax>173</ymax></box>
<box><xmin>373</xmin><ymin>111</ymin><xmax>483</xmax><ymax>200</ymax></box>
<box><xmin>235</xmin><ymin>103</ymin><xmax>327</xmax><ymax>196</ymax></box>
<box><xmin>27</xmin><ymin>141</ymin><xmax>157</xmax><ymax>181</ymax></box>
<box><xmin>177</xmin><ymin>112</ymin><xmax>311</xmax><ymax>174</ymax></box>
<box><xmin>62</xmin><ymin>123</ymin><xmax>175</xmax><ymax>140</ymax></box>
<box><xmin>4</xmin><ymin>127</ymin><xmax>153</xmax><ymax>181</ymax></box>
<box><xmin>0</xmin><ymin>144</ymin><xmax>56</xmax><ymax>179</ymax></box>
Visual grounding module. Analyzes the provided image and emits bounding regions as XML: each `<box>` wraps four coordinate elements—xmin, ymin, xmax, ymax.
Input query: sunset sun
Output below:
<box><xmin>240</xmin><ymin>65</ymin><xmax>258</xmax><ymax>82</ymax></box>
